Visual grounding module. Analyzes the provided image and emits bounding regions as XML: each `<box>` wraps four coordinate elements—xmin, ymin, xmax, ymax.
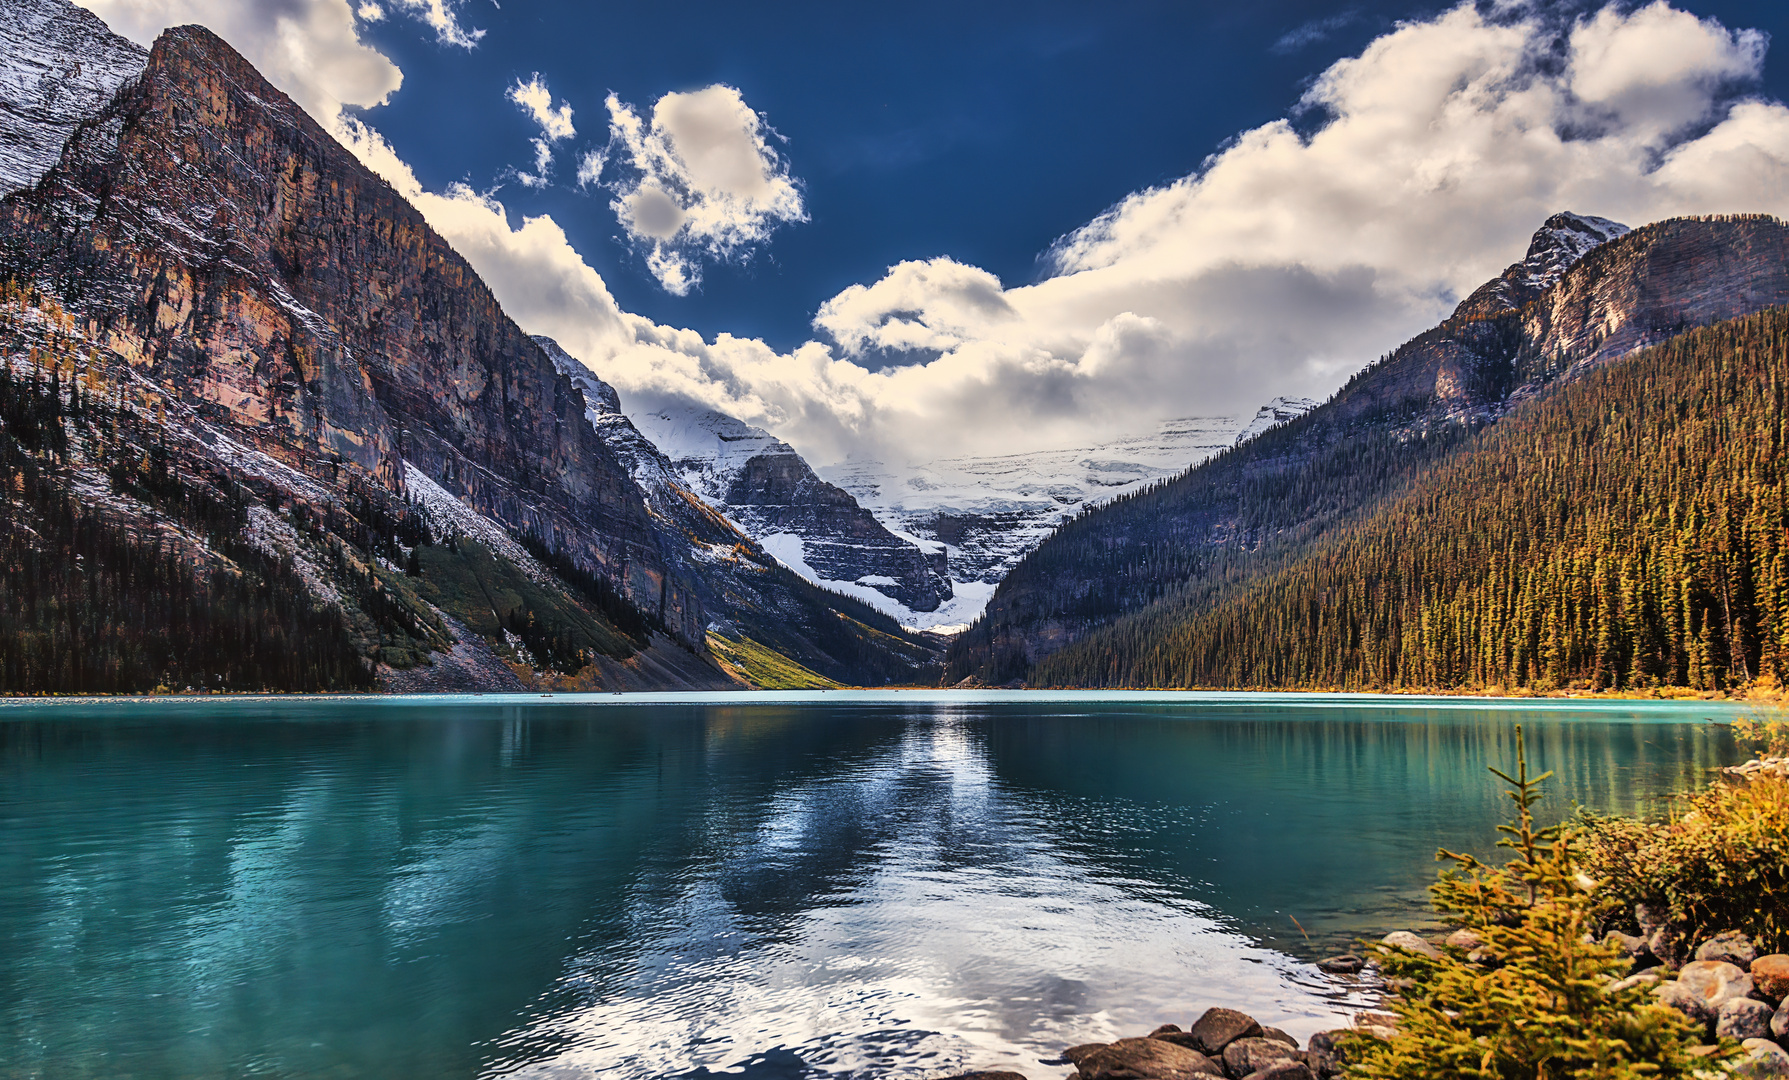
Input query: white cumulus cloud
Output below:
<box><xmin>76</xmin><ymin>0</ymin><xmax>403</xmax><ymax>122</ymax></box>
<box><xmin>595</xmin><ymin>84</ymin><xmax>807</xmax><ymax>295</ymax></box>
<box><xmin>69</xmin><ymin>0</ymin><xmax>1789</xmax><ymax>472</ymax></box>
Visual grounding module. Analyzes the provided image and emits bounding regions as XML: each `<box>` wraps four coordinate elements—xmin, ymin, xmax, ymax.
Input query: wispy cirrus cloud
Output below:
<box><xmin>1271</xmin><ymin>11</ymin><xmax>1359</xmax><ymax>55</ymax></box>
<box><xmin>507</xmin><ymin>73</ymin><xmax>575</xmax><ymax>188</ymax></box>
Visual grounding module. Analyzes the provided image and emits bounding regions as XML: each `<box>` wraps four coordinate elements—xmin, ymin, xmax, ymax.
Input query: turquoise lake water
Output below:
<box><xmin>0</xmin><ymin>691</ymin><xmax>1745</xmax><ymax>1078</ymax></box>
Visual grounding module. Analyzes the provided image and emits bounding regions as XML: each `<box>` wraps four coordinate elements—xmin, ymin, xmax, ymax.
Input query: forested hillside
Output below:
<box><xmin>946</xmin><ymin>214</ymin><xmax>1789</xmax><ymax>686</ymax></box>
<box><xmin>1032</xmin><ymin>305</ymin><xmax>1789</xmax><ymax>691</ymax></box>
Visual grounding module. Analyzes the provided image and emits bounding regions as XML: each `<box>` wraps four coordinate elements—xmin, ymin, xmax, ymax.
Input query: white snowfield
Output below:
<box><xmin>818</xmin><ymin>406</ymin><xmax>1320</xmax><ymax>629</ymax></box>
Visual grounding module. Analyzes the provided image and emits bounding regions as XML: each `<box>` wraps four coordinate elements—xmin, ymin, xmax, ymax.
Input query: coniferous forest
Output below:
<box><xmin>1032</xmin><ymin>305</ymin><xmax>1789</xmax><ymax>692</ymax></box>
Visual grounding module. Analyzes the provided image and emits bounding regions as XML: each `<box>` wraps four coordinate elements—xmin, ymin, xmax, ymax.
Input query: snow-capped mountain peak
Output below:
<box><xmin>1519</xmin><ymin>212</ymin><xmax>1630</xmax><ymax>291</ymax></box>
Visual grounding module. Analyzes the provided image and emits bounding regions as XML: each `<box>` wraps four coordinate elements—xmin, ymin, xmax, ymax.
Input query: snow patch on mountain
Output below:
<box><xmin>1233</xmin><ymin>396</ymin><xmax>1320</xmax><ymax>445</ymax></box>
<box><xmin>629</xmin><ymin>405</ymin><xmax>793</xmax><ymax>505</ymax></box>
<box><xmin>0</xmin><ymin>0</ymin><xmax>147</xmax><ymax>197</ymax></box>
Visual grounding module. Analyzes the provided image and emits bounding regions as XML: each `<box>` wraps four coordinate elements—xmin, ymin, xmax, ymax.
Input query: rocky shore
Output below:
<box><xmin>937</xmin><ymin>924</ymin><xmax>1789</xmax><ymax>1079</ymax></box>
<box><xmin>937</xmin><ymin>752</ymin><xmax>1789</xmax><ymax>1080</ymax></box>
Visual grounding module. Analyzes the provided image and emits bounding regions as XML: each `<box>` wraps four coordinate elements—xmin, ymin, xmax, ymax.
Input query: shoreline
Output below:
<box><xmin>0</xmin><ymin>687</ymin><xmax>1764</xmax><ymax>708</ymax></box>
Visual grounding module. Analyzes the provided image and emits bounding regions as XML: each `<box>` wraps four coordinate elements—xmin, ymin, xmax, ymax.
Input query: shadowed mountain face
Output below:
<box><xmin>946</xmin><ymin>213</ymin><xmax>1789</xmax><ymax>686</ymax></box>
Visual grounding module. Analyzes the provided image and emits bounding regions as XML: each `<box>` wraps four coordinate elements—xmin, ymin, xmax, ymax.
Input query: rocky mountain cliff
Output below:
<box><xmin>0</xmin><ymin>5</ymin><xmax>938</xmax><ymax>691</ymax></box>
<box><xmin>946</xmin><ymin>212</ymin><xmax>1789</xmax><ymax>685</ymax></box>
<box><xmin>0</xmin><ymin>0</ymin><xmax>145</xmax><ymax>197</ymax></box>
<box><xmin>627</xmin><ymin>403</ymin><xmax>953</xmax><ymax>616</ymax></box>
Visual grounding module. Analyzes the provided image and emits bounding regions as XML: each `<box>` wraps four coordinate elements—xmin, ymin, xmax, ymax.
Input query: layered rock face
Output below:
<box><xmin>0</xmin><ymin>0</ymin><xmax>146</xmax><ymax>197</ymax></box>
<box><xmin>0</xmin><ymin>24</ymin><xmax>699</xmax><ymax>640</ymax></box>
<box><xmin>630</xmin><ymin>405</ymin><xmax>953</xmax><ymax>614</ymax></box>
<box><xmin>949</xmin><ymin>212</ymin><xmax>1789</xmax><ymax>683</ymax></box>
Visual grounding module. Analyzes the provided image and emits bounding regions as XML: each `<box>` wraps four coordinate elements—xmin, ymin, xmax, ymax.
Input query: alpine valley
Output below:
<box><xmin>5</xmin><ymin>0</ymin><xmax>1789</xmax><ymax>698</ymax></box>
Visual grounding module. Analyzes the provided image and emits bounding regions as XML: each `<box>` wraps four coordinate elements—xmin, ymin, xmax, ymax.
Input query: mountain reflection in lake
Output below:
<box><xmin>0</xmin><ymin>694</ymin><xmax>1739</xmax><ymax>1079</ymax></box>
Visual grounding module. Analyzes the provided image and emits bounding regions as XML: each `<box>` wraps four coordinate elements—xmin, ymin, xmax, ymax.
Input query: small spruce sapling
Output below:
<box><xmin>1349</xmin><ymin>726</ymin><xmax>1712</xmax><ymax>1080</ymax></box>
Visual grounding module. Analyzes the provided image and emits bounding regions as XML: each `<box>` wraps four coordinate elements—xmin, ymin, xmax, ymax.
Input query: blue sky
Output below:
<box><xmin>354</xmin><ymin>0</ymin><xmax>1789</xmax><ymax>353</ymax></box>
<box><xmin>80</xmin><ymin>0</ymin><xmax>1789</xmax><ymax>463</ymax></box>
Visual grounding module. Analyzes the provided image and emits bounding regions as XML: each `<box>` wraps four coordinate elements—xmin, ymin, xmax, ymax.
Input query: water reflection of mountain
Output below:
<box><xmin>975</xmin><ymin>705</ymin><xmax>1736</xmax><ymax>953</ymax></box>
<box><xmin>0</xmin><ymin>700</ymin><xmax>1738</xmax><ymax>1079</ymax></box>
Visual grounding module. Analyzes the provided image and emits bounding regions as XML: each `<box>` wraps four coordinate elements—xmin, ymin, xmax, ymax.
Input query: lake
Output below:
<box><xmin>0</xmin><ymin>691</ymin><xmax>1744</xmax><ymax>1079</ymax></box>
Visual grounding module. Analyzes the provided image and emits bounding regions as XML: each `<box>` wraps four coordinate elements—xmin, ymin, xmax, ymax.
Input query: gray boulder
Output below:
<box><xmin>1076</xmin><ymin>1038</ymin><xmax>1222</xmax><ymax>1080</ymax></box>
<box><xmin>1718</xmin><ymin>999</ymin><xmax>1776</xmax><ymax>1041</ymax></box>
<box><xmin>1648</xmin><ymin>925</ymin><xmax>1686</xmax><ymax>969</ymax></box>
<box><xmin>1188</xmin><ymin>1008</ymin><xmax>1262</xmax><ymax>1055</ymax></box>
<box><xmin>1656</xmin><ymin>960</ymin><xmax>1755</xmax><ymax>1027</ymax></box>
<box><xmin>1775</xmin><ymin>997</ymin><xmax>1789</xmax><ymax>1039</ymax></box>
<box><xmin>1381</xmin><ymin>931</ymin><xmax>1442</xmax><ymax>959</ymax></box>
<box><xmin>1223</xmin><ymin>1037</ymin><xmax>1302</xmax><ymax>1078</ymax></box>
<box><xmin>1242</xmin><ymin>1064</ymin><xmax>1316</xmax><ymax>1080</ymax></box>
<box><xmin>1304</xmin><ymin>1031</ymin><xmax>1351</xmax><ymax>1078</ymax></box>
<box><xmin>1261</xmin><ymin>1027</ymin><xmax>1298</xmax><ymax>1048</ymax></box>
<box><xmin>1697</xmin><ymin>931</ymin><xmax>1758</xmax><ymax>969</ymax></box>
<box><xmin>1735</xmin><ymin>1039</ymin><xmax>1789</xmax><ymax>1080</ymax></box>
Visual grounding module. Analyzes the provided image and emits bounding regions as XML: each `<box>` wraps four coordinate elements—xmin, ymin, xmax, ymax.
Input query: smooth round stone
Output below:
<box><xmin>1676</xmin><ymin>960</ymin><xmax>1755</xmax><ymax>1010</ymax></box>
<box><xmin>1317</xmin><ymin>954</ymin><xmax>1365</xmax><ymax>975</ymax></box>
<box><xmin>1755</xmin><ymin>955</ymin><xmax>1789</xmax><ymax>1003</ymax></box>
<box><xmin>1223</xmin><ymin>1036</ymin><xmax>1302</xmax><ymax>1078</ymax></box>
<box><xmin>1381</xmin><ymin>931</ymin><xmax>1442</xmax><ymax>959</ymax></box>
<box><xmin>1735</xmin><ymin>1039</ymin><xmax>1789</xmax><ymax>1080</ymax></box>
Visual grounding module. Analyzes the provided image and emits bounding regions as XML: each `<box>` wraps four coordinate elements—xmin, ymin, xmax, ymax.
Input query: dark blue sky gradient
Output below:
<box><xmin>356</xmin><ymin>0</ymin><xmax>1789</xmax><ymax>353</ymax></box>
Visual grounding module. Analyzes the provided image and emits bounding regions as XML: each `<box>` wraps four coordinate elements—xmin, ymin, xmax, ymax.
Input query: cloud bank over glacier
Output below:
<box><xmin>74</xmin><ymin>0</ymin><xmax>1789</xmax><ymax>468</ymax></box>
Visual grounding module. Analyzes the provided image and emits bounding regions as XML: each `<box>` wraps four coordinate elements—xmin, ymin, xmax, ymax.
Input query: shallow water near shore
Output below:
<box><xmin>0</xmin><ymin>692</ymin><xmax>1744</xmax><ymax>1078</ymax></box>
